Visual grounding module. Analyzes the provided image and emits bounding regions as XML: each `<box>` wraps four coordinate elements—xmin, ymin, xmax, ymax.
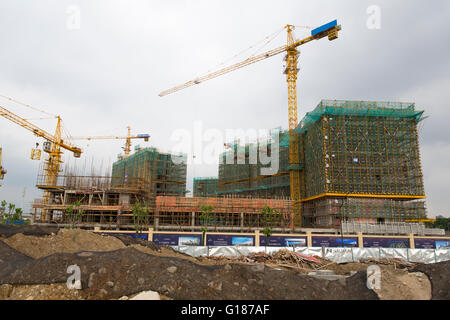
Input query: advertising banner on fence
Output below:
<box><xmin>260</xmin><ymin>236</ymin><xmax>307</xmax><ymax>247</ymax></box>
<box><xmin>363</xmin><ymin>237</ymin><xmax>409</xmax><ymax>248</ymax></box>
<box><xmin>206</xmin><ymin>234</ymin><xmax>255</xmax><ymax>246</ymax></box>
<box><xmin>415</xmin><ymin>238</ymin><xmax>450</xmax><ymax>249</ymax></box>
<box><xmin>153</xmin><ymin>233</ymin><xmax>202</xmax><ymax>246</ymax></box>
<box><xmin>312</xmin><ymin>236</ymin><xmax>358</xmax><ymax>247</ymax></box>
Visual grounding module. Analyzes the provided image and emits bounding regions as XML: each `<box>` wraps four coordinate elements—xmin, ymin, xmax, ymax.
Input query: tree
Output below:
<box><xmin>7</xmin><ymin>203</ymin><xmax>15</xmax><ymax>221</ymax></box>
<box><xmin>132</xmin><ymin>202</ymin><xmax>149</xmax><ymax>237</ymax></box>
<box><xmin>200</xmin><ymin>205</ymin><xmax>213</xmax><ymax>245</ymax></box>
<box><xmin>261</xmin><ymin>206</ymin><xmax>281</xmax><ymax>249</ymax></box>
<box><xmin>66</xmin><ymin>204</ymin><xmax>74</xmax><ymax>227</ymax></box>
<box><xmin>12</xmin><ymin>208</ymin><xmax>23</xmax><ymax>221</ymax></box>
<box><xmin>66</xmin><ymin>201</ymin><xmax>84</xmax><ymax>229</ymax></box>
<box><xmin>0</xmin><ymin>201</ymin><xmax>24</xmax><ymax>224</ymax></box>
<box><xmin>0</xmin><ymin>200</ymin><xmax>6</xmax><ymax>223</ymax></box>
<box><xmin>427</xmin><ymin>217</ymin><xmax>450</xmax><ymax>231</ymax></box>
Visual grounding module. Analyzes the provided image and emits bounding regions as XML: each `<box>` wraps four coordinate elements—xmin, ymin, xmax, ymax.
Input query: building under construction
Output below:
<box><xmin>193</xmin><ymin>177</ymin><xmax>218</xmax><ymax>197</ymax></box>
<box><xmin>218</xmin><ymin>100</ymin><xmax>427</xmax><ymax>227</ymax></box>
<box><xmin>32</xmin><ymin>147</ymin><xmax>188</xmax><ymax>225</ymax></box>
<box><xmin>32</xmin><ymin>100</ymin><xmax>428</xmax><ymax>231</ymax></box>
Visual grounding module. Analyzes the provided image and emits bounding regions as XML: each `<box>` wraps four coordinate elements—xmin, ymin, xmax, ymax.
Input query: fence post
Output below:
<box><xmin>409</xmin><ymin>233</ymin><xmax>415</xmax><ymax>249</ymax></box>
<box><xmin>148</xmin><ymin>227</ymin><xmax>153</xmax><ymax>242</ymax></box>
<box><xmin>306</xmin><ymin>231</ymin><xmax>312</xmax><ymax>247</ymax></box>
<box><xmin>357</xmin><ymin>232</ymin><xmax>363</xmax><ymax>248</ymax></box>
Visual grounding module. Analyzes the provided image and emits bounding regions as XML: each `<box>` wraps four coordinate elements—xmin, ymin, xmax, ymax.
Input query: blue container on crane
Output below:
<box><xmin>311</xmin><ymin>20</ymin><xmax>338</xmax><ymax>36</ymax></box>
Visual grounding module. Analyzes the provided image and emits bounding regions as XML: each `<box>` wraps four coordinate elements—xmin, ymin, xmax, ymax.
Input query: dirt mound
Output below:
<box><xmin>412</xmin><ymin>261</ymin><xmax>450</xmax><ymax>300</ymax></box>
<box><xmin>0</xmin><ymin>225</ymin><xmax>59</xmax><ymax>238</ymax></box>
<box><xmin>373</xmin><ymin>268</ymin><xmax>431</xmax><ymax>300</ymax></box>
<box><xmin>0</xmin><ymin>246</ymin><xmax>377</xmax><ymax>300</ymax></box>
<box><xmin>2</xmin><ymin>229</ymin><xmax>125</xmax><ymax>258</ymax></box>
<box><xmin>0</xmin><ymin>283</ymin><xmax>83</xmax><ymax>300</ymax></box>
<box><xmin>104</xmin><ymin>233</ymin><xmax>204</xmax><ymax>264</ymax></box>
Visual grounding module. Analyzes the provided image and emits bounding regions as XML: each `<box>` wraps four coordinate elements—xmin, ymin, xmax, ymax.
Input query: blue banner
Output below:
<box><xmin>153</xmin><ymin>233</ymin><xmax>202</xmax><ymax>246</ymax></box>
<box><xmin>363</xmin><ymin>237</ymin><xmax>409</xmax><ymax>248</ymax></box>
<box><xmin>260</xmin><ymin>235</ymin><xmax>307</xmax><ymax>247</ymax></box>
<box><xmin>312</xmin><ymin>236</ymin><xmax>358</xmax><ymax>247</ymax></box>
<box><xmin>206</xmin><ymin>234</ymin><xmax>254</xmax><ymax>246</ymax></box>
<box><xmin>415</xmin><ymin>238</ymin><xmax>450</xmax><ymax>249</ymax></box>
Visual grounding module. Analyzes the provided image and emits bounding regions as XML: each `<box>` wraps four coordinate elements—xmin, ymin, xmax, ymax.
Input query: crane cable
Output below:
<box><xmin>0</xmin><ymin>93</ymin><xmax>57</xmax><ymax>117</ymax></box>
<box><xmin>203</xmin><ymin>26</ymin><xmax>285</xmax><ymax>75</ymax></box>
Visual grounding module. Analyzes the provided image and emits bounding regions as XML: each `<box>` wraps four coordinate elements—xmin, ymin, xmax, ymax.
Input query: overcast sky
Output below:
<box><xmin>0</xmin><ymin>0</ymin><xmax>449</xmax><ymax>217</ymax></box>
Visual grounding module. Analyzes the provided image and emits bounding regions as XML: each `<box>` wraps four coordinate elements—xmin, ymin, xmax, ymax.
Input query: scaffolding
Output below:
<box><xmin>33</xmin><ymin>146</ymin><xmax>188</xmax><ymax>224</ymax></box>
<box><xmin>193</xmin><ymin>177</ymin><xmax>218</xmax><ymax>197</ymax></box>
<box><xmin>218</xmin><ymin>131</ymin><xmax>291</xmax><ymax>198</ymax></box>
<box><xmin>112</xmin><ymin>147</ymin><xmax>187</xmax><ymax>197</ymax></box>
<box><xmin>217</xmin><ymin>100</ymin><xmax>427</xmax><ymax>227</ymax></box>
<box><xmin>155</xmin><ymin>196</ymin><xmax>293</xmax><ymax>232</ymax></box>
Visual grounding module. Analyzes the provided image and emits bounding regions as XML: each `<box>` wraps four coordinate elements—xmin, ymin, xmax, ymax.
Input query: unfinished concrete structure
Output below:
<box><xmin>32</xmin><ymin>147</ymin><xmax>188</xmax><ymax>225</ymax></box>
<box><xmin>217</xmin><ymin>100</ymin><xmax>427</xmax><ymax>227</ymax></box>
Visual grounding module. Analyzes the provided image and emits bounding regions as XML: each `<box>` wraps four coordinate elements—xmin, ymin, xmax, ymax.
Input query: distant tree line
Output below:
<box><xmin>426</xmin><ymin>217</ymin><xmax>450</xmax><ymax>231</ymax></box>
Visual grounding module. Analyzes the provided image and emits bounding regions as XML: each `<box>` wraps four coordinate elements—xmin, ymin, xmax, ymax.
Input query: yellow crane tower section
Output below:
<box><xmin>159</xmin><ymin>20</ymin><xmax>342</xmax><ymax>228</ymax></box>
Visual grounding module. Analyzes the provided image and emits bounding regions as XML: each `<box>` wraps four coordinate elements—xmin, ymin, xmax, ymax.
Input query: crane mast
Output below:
<box><xmin>285</xmin><ymin>25</ymin><xmax>302</xmax><ymax>226</ymax></box>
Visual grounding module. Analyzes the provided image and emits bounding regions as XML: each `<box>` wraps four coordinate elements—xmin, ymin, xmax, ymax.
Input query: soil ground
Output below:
<box><xmin>0</xmin><ymin>227</ymin><xmax>445</xmax><ymax>300</ymax></box>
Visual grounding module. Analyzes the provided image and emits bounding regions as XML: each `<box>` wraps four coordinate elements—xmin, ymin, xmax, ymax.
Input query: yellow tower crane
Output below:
<box><xmin>71</xmin><ymin>126</ymin><xmax>150</xmax><ymax>158</ymax></box>
<box><xmin>0</xmin><ymin>103</ymin><xmax>82</xmax><ymax>219</ymax></box>
<box><xmin>159</xmin><ymin>20</ymin><xmax>341</xmax><ymax>228</ymax></box>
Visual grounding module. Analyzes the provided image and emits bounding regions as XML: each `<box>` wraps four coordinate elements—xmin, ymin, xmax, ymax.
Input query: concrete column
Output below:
<box><xmin>191</xmin><ymin>211</ymin><xmax>195</xmax><ymax>232</ymax></box>
<box><xmin>240</xmin><ymin>212</ymin><xmax>244</xmax><ymax>232</ymax></box>
<box><xmin>357</xmin><ymin>232</ymin><xmax>364</xmax><ymax>248</ymax></box>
